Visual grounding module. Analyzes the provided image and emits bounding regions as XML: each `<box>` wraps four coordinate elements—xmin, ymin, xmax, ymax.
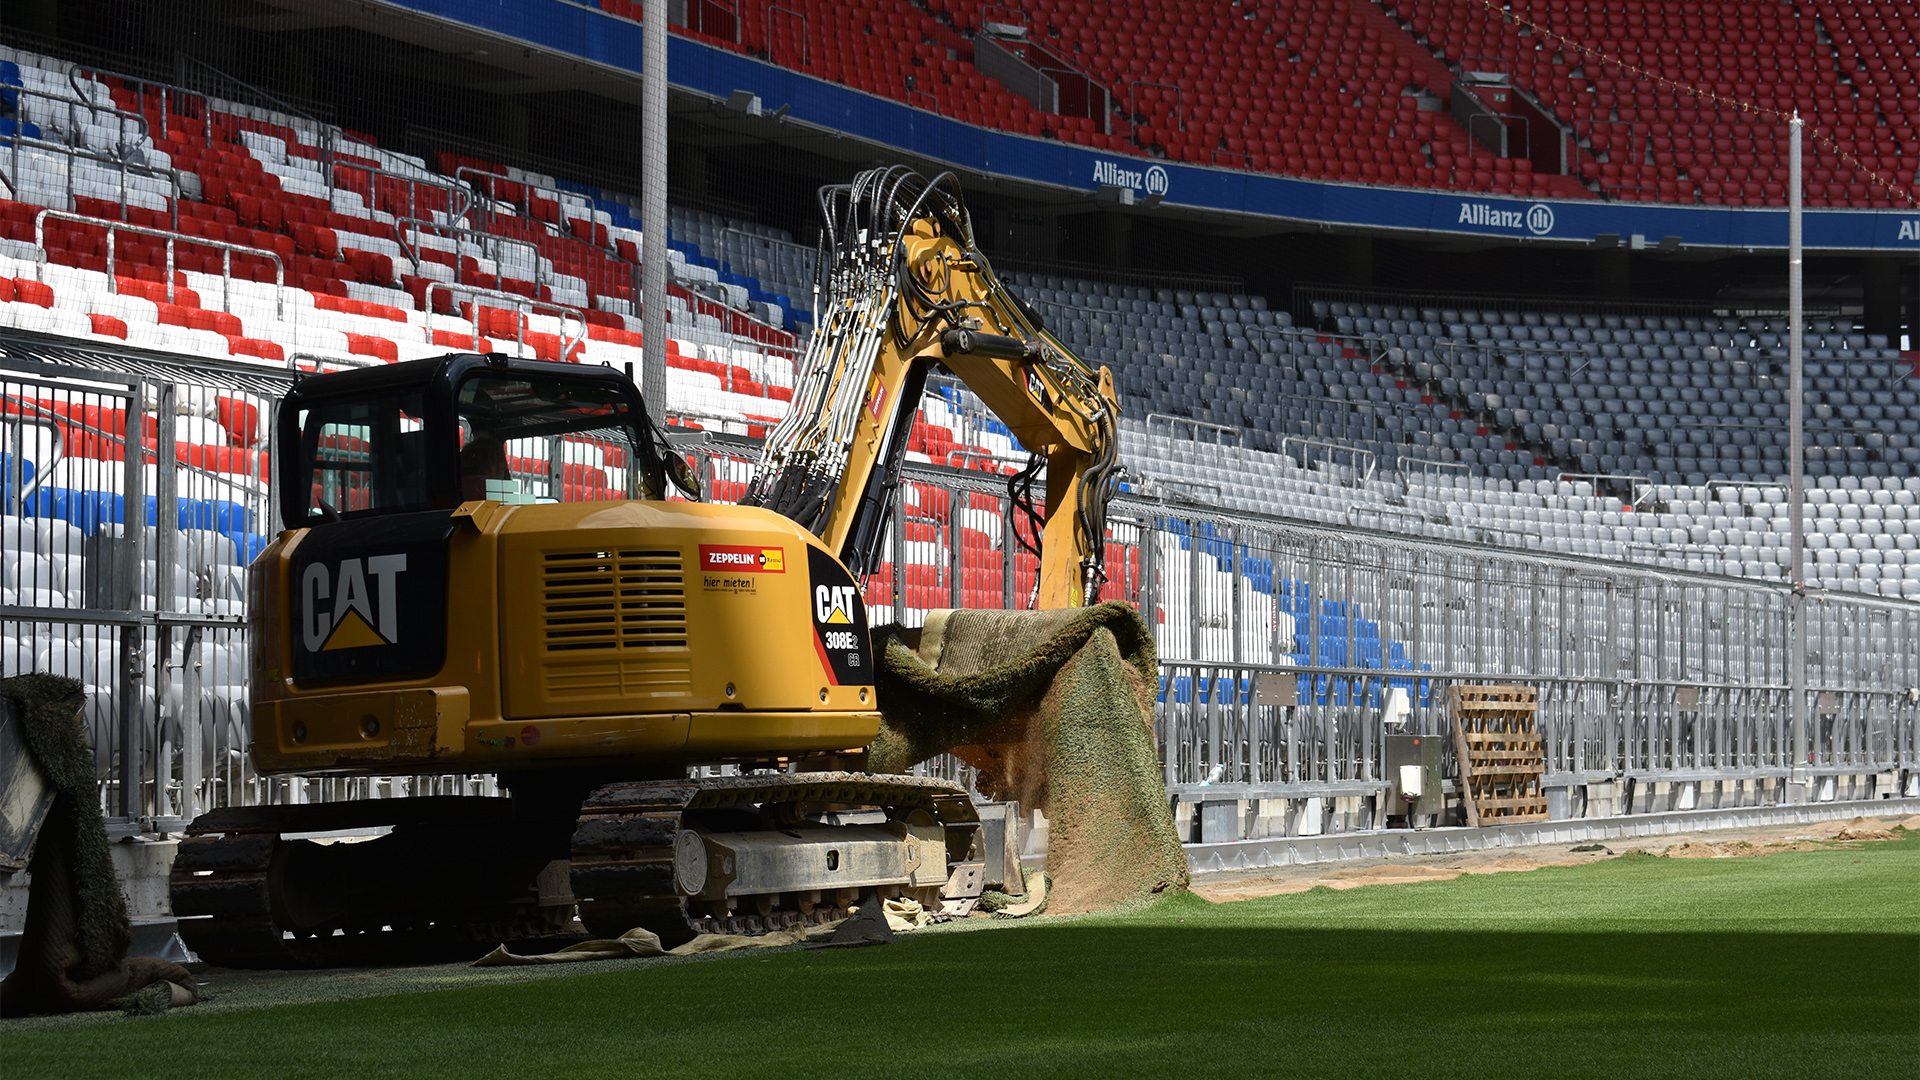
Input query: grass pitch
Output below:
<box><xmin>7</xmin><ymin>832</ymin><xmax>1916</xmax><ymax>1079</ymax></box>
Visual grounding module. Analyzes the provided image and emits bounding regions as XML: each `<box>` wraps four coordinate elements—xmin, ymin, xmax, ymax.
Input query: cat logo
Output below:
<box><xmin>814</xmin><ymin>584</ymin><xmax>858</xmax><ymax>625</ymax></box>
<box><xmin>806</xmin><ymin>546</ymin><xmax>870</xmax><ymax>688</ymax></box>
<box><xmin>300</xmin><ymin>555</ymin><xmax>408</xmax><ymax>652</ymax></box>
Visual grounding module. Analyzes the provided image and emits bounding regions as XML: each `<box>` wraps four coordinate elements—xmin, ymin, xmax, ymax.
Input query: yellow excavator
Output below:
<box><xmin>170</xmin><ymin>168</ymin><xmax>1121</xmax><ymax>966</ymax></box>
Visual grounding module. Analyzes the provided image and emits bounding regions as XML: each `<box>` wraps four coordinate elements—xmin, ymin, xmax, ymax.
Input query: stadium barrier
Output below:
<box><xmin>2</xmin><ymin>350</ymin><xmax>1912</xmax><ymax>833</ymax></box>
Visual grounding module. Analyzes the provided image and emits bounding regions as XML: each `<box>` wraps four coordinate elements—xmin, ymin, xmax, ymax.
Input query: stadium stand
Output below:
<box><xmin>1386</xmin><ymin>0</ymin><xmax>1919</xmax><ymax>206</ymax></box>
<box><xmin>583</xmin><ymin>0</ymin><xmax>1917</xmax><ymax>207</ymax></box>
<box><xmin>0</xmin><ymin>47</ymin><xmax>811</xmax><ymax>430</ymax></box>
<box><xmin>1</xmin><ymin>18</ymin><xmax>1916</xmax><ymax>741</ymax></box>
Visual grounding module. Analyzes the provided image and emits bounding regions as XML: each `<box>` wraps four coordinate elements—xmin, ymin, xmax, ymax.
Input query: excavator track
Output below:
<box><xmin>171</xmin><ymin>797</ymin><xmax>576</xmax><ymax>969</ymax></box>
<box><xmin>571</xmin><ymin>772</ymin><xmax>979</xmax><ymax>943</ymax></box>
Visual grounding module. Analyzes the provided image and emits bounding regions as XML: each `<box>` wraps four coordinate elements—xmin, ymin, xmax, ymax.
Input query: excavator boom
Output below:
<box><xmin>745</xmin><ymin>168</ymin><xmax>1121</xmax><ymax>609</ymax></box>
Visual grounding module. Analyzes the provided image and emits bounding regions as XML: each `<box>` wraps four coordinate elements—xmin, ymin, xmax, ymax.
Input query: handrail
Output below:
<box><xmin>1146</xmin><ymin>412</ymin><xmax>1241</xmax><ymax>446</ymax></box>
<box><xmin>174</xmin><ymin>52</ymin><xmax>336</xmax><ymax>128</ymax></box>
<box><xmin>422</xmin><ymin>280</ymin><xmax>587</xmax><ymax>363</ymax></box>
<box><xmin>330</xmin><ymin>160</ymin><xmax>471</xmax><ymax>230</ymax></box>
<box><xmin>171</xmin><ymin>52</ymin><xmax>347</xmax><ymax>201</ymax></box>
<box><xmin>451</xmin><ymin>165</ymin><xmax>567</xmax><ymax>247</ymax></box>
<box><xmin>69</xmin><ymin>61</ymin><xmax>214</xmax><ymax>148</ymax></box>
<box><xmin>1</xmin><ymin>413</ymin><xmax>62</xmax><ymax>513</ymax></box>
<box><xmin>453</xmin><ymin>163</ymin><xmax>525</xmax><ymax>207</ymax></box>
<box><xmin>1703</xmin><ymin>478</ymin><xmax>1788</xmax><ymax>502</ymax></box>
<box><xmin>717</xmin><ymin>226</ymin><xmax>812</xmax><ymax>279</ymax></box>
<box><xmin>1033</xmin><ymin>64</ymin><xmax>1106</xmax><ymax>126</ymax></box>
<box><xmin>687</xmin><ymin>0</ymin><xmax>743</xmax><ymax>42</ymax></box>
<box><xmin>1348</xmin><ymin>504</ymin><xmax>1428</xmax><ymax>528</ymax></box>
<box><xmin>1395</xmin><ymin>455</ymin><xmax>1471</xmax><ymax>482</ymax></box>
<box><xmin>1280</xmin><ymin>436</ymin><xmax>1377</xmax><ymax>482</ymax></box>
<box><xmin>1460</xmin><ymin>56</ymin><xmax>1512</xmax><ymax>80</ymax></box>
<box><xmin>4</xmin><ymin>131</ymin><xmax>186</xmax><ymax>230</ymax></box>
<box><xmin>1559</xmin><ymin>471</ymin><xmax>1654</xmax><ymax>508</ymax></box>
<box><xmin>1463</xmin><ymin>111</ymin><xmax>1531</xmax><ymax>163</ymax></box>
<box><xmin>1295</xmin><ymin>282</ymin><xmax>1766</xmax><ymax>322</ymax></box>
<box><xmin>765</xmin><ymin>6</ymin><xmax>809</xmax><ymax>66</ymax></box>
<box><xmin>981</xmin><ymin>3</ymin><xmax>1027</xmax><ymax>30</ymax></box>
<box><xmin>1127</xmin><ymin>79</ymin><xmax>1184</xmax><ymax>136</ymax></box>
<box><xmin>948</xmin><ymin>447</ymin><xmax>1025</xmax><ymax>471</ymax></box>
<box><xmin>33</xmin><ymin>209</ymin><xmax>287</xmax><ymax>319</ymax></box>
<box><xmin>285</xmin><ymin>350</ymin><xmax>381</xmax><ymax>374</ymax></box>
<box><xmin>672</xmin><ymin>279</ymin><xmax>800</xmax><ymax>355</ymax></box>
<box><xmin>391</xmin><ymin>215</ymin><xmax>548</xmax><ymax>292</ymax></box>
<box><xmin>12</xmin><ymin>83</ymin><xmax>151</xmax><ymax>160</ymax></box>
<box><xmin>1599</xmin><ymin>182</ymin><xmax>1662</xmax><ymax>203</ymax></box>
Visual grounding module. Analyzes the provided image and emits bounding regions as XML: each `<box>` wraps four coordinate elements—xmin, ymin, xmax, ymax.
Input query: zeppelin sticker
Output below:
<box><xmin>699</xmin><ymin>544</ymin><xmax>785</xmax><ymax>592</ymax></box>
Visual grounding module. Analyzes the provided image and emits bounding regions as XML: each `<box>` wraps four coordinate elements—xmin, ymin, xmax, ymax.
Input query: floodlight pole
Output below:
<box><xmin>641</xmin><ymin>0</ymin><xmax>671</xmax><ymax>422</ymax></box>
<box><xmin>1787</xmin><ymin>112</ymin><xmax>1808</xmax><ymax>802</ymax></box>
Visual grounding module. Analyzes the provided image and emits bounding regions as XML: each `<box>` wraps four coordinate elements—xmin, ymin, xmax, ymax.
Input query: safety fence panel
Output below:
<box><xmin>6</xmin><ymin>349</ymin><xmax>1911</xmax><ymax>824</ymax></box>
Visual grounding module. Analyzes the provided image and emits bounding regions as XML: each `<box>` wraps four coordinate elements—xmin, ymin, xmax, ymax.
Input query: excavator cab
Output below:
<box><xmin>280</xmin><ymin>353</ymin><xmax>667</xmax><ymax>526</ymax></box>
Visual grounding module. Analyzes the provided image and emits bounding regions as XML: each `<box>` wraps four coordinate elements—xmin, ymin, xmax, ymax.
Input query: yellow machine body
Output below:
<box><xmin>248</xmin><ymin>499</ymin><xmax>879</xmax><ymax>776</ymax></box>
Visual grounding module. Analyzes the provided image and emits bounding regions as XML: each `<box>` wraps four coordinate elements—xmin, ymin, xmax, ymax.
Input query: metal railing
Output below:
<box><xmin>1295</xmin><ymin>283</ymin><xmax>1761</xmax><ymax>322</ymax></box>
<box><xmin>1557</xmin><ymin>471</ymin><xmax>1654</xmax><ymax>508</ymax></box>
<box><xmin>8</xmin><ymin>82</ymin><xmax>152</xmax><ymax>153</ymax></box>
<box><xmin>421</xmin><ymin>280</ymin><xmax>587</xmax><ymax>362</ymax></box>
<box><xmin>907</xmin><ymin>85</ymin><xmax>940</xmax><ymax>114</ymax></box>
<box><xmin>32</xmin><ymin>209</ymin><xmax>287</xmax><ymax>319</ymax></box>
<box><xmin>3</xmin><ymin>132</ymin><xmax>187</xmax><ymax>231</ymax></box>
<box><xmin>1280</xmin><ymin>436</ymin><xmax>1377</xmax><ymax>481</ymax></box>
<box><xmin>330</xmin><ymin>160</ymin><xmax>471</xmax><ymax>231</ymax></box>
<box><xmin>1127</xmin><ymin>79</ymin><xmax>1184</xmax><ymax>137</ymax></box>
<box><xmin>392</xmin><ymin>215</ymin><xmax>549</xmax><ymax>294</ymax></box>
<box><xmin>1147</xmin><ymin>413</ymin><xmax>1241</xmax><ymax>445</ymax></box>
<box><xmin>765</xmin><ymin>6</ymin><xmax>810</xmax><ymax>66</ymax></box>
<box><xmin>1396</xmin><ymin>455</ymin><xmax>1472</xmax><ymax>483</ymax></box>
<box><xmin>4</xmin><ymin>82</ymin><xmax>186</xmax><ymax>221</ymax></box>
<box><xmin>68</xmin><ymin>62</ymin><xmax>214</xmax><ymax>148</ymax></box>
<box><xmin>1</xmin><ymin>347</ymin><xmax>1911</xmax><ymax>829</ymax></box>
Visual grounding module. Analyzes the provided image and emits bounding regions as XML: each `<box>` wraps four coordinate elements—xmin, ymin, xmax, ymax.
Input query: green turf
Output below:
<box><xmin>8</xmin><ymin>834</ymin><xmax>1917</xmax><ymax>1079</ymax></box>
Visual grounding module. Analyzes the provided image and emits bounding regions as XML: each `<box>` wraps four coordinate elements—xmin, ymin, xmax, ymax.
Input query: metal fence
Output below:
<box><xmin>678</xmin><ymin>432</ymin><xmax>1919</xmax><ymax>816</ymax></box>
<box><xmin>5</xmin><ymin>345</ymin><xmax>1914</xmax><ymax>833</ymax></box>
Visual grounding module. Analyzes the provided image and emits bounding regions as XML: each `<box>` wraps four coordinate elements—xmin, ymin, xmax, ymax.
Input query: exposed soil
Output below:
<box><xmin>1192</xmin><ymin>815</ymin><xmax>1916</xmax><ymax>903</ymax></box>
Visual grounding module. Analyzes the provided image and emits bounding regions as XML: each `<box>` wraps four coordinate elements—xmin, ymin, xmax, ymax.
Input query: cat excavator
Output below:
<box><xmin>170</xmin><ymin>167</ymin><xmax>1122</xmax><ymax>966</ymax></box>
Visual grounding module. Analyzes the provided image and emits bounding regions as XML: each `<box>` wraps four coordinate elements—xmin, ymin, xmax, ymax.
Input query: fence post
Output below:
<box><xmin>891</xmin><ymin>480</ymin><xmax>906</xmax><ymax>625</ymax></box>
<box><xmin>153</xmin><ymin>381</ymin><xmax>179</xmax><ymax>826</ymax></box>
<box><xmin>114</xmin><ymin>378</ymin><xmax>148</xmax><ymax>828</ymax></box>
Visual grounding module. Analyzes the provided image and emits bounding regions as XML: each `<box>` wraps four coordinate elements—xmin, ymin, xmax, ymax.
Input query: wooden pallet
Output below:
<box><xmin>1449</xmin><ymin>685</ymin><xmax>1549</xmax><ymax>826</ymax></box>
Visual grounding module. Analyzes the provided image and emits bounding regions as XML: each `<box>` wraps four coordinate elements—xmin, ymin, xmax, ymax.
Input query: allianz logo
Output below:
<box><xmin>1899</xmin><ymin>220</ymin><xmax>1920</xmax><ymax>241</ymax></box>
<box><xmin>1092</xmin><ymin>160</ymin><xmax>1170</xmax><ymax>197</ymax></box>
<box><xmin>1460</xmin><ymin>201</ymin><xmax>1556</xmax><ymax>236</ymax></box>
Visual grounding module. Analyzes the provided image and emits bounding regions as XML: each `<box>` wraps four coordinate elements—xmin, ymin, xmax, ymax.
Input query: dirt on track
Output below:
<box><xmin>1192</xmin><ymin>815</ymin><xmax>1917</xmax><ymax>903</ymax></box>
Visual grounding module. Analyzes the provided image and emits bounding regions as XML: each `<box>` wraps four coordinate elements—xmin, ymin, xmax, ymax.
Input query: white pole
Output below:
<box><xmin>1787</xmin><ymin>112</ymin><xmax>1807</xmax><ymax>801</ymax></box>
<box><xmin>641</xmin><ymin>0</ymin><xmax>671</xmax><ymax>422</ymax></box>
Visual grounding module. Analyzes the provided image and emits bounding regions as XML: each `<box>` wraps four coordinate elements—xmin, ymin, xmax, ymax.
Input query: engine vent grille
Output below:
<box><xmin>542</xmin><ymin>549</ymin><xmax>686</xmax><ymax>652</ymax></box>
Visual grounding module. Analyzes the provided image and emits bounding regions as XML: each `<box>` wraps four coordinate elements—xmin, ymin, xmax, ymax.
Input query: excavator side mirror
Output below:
<box><xmin>668</xmin><ymin>453</ymin><xmax>704</xmax><ymax>501</ymax></box>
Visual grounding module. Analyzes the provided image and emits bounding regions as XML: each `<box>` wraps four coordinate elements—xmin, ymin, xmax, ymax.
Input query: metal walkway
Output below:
<box><xmin>1185</xmin><ymin>796</ymin><xmax>1920</xmax><ymax>873</ymax></box>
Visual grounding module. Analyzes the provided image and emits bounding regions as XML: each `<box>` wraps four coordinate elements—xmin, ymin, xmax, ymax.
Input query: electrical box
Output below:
<box><xmin>1382</xmin><ymin>734</ymin><xmax>1445</xmax><ymax>821</ymax></box>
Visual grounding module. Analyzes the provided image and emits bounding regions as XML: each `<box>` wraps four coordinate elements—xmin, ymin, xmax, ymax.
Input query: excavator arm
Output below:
<box><xmin>745</xmin><ymin>168</ymin><xmax>1120</xmax><ymax>608</ymax></box>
